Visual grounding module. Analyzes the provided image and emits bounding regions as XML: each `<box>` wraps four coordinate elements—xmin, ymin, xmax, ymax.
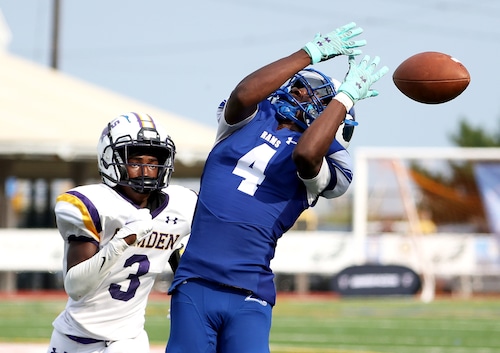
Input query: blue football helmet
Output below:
<box><xmin>270</xmin><ymin>68</ymin><xmax>356</xmax><ymax>148</ymax></box>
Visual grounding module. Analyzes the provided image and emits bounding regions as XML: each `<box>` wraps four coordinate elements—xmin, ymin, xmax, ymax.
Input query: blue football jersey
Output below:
<box><xmin>171</xmin><ymin>100</ymin><xmax>352</xmax><ymax>305</ymax></box>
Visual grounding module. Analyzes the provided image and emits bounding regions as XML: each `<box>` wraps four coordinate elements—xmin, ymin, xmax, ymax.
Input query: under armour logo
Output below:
<box><xmin>286</xmin><ymin>137</ymin><xmax>297</xmax><ymax>145</ymax></box>
<box><xmin>166</xmin><ymin>216</ymin><xmax>178</xmax><ymax>224</ymax></box>
<box><xmin>356</xmin><ymin>76</ymin><xmax>367</xmax><ymax>89</ymax></box>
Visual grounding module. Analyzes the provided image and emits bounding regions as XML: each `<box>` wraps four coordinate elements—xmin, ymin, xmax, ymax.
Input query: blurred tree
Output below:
<box><xmin>448</xmin><ymin>119</ymin><xmax>500</xmax><ymax>147</ymax></box>
<box><xmin>409</xmin><ymin>118</ymin><xmax>500</xmax><ymax>232</ymax></box>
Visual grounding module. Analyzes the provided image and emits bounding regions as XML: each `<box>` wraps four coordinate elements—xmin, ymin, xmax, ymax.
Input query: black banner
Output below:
<box><xmin>333</xmin><ymin>264</ymin><xmax>421</xmax><ymax>296</ymax></box>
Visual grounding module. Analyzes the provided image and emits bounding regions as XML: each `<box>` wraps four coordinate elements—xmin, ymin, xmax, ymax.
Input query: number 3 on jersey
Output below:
<box><xmin>232</xmin><ymin>144</ymin><xmax>276</xmax><ymax>196</ymax></box>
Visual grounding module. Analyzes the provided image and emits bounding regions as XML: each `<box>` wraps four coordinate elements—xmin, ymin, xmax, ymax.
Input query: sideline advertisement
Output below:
<box><xmin>333</xmin><ymin>264</ymin><xmax>421</xmax><ymax>296</ymax></box>
<box><xmin>1</xmin><ymin>230</ymin><xmax>498</xmax><ymax>276</ymax></box>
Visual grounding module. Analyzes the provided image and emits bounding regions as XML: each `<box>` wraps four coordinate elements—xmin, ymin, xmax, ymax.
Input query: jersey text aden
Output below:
<box><xmin>136</xmin><ymin>231</ymin><xmax>180</xmax><ymax>250</ymax></box>
<box><xmin>260</xmin><ymin>131</ymin><xmax>281</xmax><ymax>148</ymax></box>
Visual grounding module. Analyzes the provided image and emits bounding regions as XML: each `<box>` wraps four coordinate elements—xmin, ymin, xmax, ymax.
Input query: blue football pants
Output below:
<box><xmin>165</xmin><ymin>279</ymin><xmax>272</xmax><ymax>353</ymax></box>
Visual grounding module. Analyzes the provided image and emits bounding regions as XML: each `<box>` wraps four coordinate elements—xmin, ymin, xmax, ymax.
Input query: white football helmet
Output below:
<box><xmin>97</xmin><ymin>112</ymin><xmax>175</xmax><ymax>193</ymax></box>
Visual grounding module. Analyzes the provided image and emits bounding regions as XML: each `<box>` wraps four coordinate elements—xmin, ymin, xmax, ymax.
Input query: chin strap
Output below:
<box><xmin>344</xmin><ymin>118</ymin><xmax>358</xmax><ymax>126</ymax></box>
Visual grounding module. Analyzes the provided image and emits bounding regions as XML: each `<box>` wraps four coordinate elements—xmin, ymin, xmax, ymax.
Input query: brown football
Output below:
<box><xmin>392</xmin><ymin>51</ymin><xmax>470</xmax><ymax>104</ymax></box>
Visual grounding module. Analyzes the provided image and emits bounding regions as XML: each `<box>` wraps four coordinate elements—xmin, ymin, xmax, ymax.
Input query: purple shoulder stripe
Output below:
<box><xmin>66</xmin><ymin>190</ymin><xmax>103</xmax><ymax>233</ymax></box>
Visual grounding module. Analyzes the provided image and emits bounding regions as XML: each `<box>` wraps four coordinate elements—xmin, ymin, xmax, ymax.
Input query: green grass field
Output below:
<box><xmin>1</xmin><ymin>294</ymin><xmax>499</xmax><ymax>352</ymax></box>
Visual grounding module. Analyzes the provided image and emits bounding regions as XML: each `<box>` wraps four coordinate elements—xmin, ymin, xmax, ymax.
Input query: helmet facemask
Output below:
<box><xmin>271</xmin><ymin>68</ymin><xmax>337</xmax><ymax>130</ymax></box>
<box><xmin>118</xmin><ymin>142</ymin><xmax>175</xmax><ymax>194</ymax></box>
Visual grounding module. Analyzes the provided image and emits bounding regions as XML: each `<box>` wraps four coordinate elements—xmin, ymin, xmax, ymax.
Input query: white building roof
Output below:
<box><xmin>0</xmin><ymin>52</ymin><xmax>215</xmax><ymax>166</ymax></box>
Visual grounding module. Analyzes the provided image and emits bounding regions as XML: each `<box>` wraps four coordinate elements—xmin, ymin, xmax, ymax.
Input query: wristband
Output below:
<box><xmin>302</xmin><ymin>43</ymin><xmax>322</xmax><ymax>64</ymax></box>
<box><xmin>333</xmin><ymin>92</ymin><xmax>354</xmax><ymax>112</ymax></box>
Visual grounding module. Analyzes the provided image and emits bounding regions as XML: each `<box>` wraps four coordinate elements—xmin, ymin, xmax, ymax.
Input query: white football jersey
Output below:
<box><xmin>52</xmin><ymin>183</ymin><xmax>197</xmax><ymax>341</ymax></box>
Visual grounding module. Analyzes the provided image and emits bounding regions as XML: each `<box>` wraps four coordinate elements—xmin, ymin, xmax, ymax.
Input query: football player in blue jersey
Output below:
<box><xmin>165</xmin><ymin>23</ymin><xmax>388</xmax><ymax>353</ymax></box>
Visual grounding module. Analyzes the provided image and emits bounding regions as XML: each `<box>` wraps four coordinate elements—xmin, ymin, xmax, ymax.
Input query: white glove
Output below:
<box><xmin>115</xmin><ymin>208</ymin><xmax>153</xmax><ymax>245</ymax></box>
<box><xmin>65</xmin><ymin>208</ymin><xmax>153</xmax><ymax>300</ymax></box>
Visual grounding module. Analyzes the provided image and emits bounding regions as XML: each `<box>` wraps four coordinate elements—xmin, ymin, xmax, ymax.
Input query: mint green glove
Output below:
<box><xmin>303</xmin><ymin>22</ymin><xmax>366</xmax><ymax>64</ymax></box>
<box><xmin>337</xmin><ymin>55</ymin><xmax>389</xmax><ymax>104</ymax></box>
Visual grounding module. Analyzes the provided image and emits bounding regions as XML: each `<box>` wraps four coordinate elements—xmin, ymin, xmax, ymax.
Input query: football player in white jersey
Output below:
<box><xmin>47</xmin><ymin>112</ymin><xmax>197</xmax><ymax>353</ymax></box>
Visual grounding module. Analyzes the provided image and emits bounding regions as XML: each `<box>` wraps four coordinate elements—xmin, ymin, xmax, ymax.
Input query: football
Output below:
<box><xmin>392</xmin><ymin>51</ymin><xmax>470</xmax><ymax>104</ymax></box>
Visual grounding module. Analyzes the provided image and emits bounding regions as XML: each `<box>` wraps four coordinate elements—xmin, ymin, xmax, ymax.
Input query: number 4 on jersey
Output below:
<box><xmin>232</xmin><ymin>144</ymin><xmax>276</xmax><ymax>196</ymax></box>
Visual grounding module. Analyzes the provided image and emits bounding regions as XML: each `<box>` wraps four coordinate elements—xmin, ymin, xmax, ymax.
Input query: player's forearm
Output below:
<box><xmin>225</xmin><ymin>50</ymin><xmax>311</xmax><ymax>125</ymax></box>
<box><xmin>64</xmin><ymin>237</ymin><xmax>129</xmax><ymax>301</ymax></box>
<box><xmin>293</xmin><ymin>100</ymin><xmax>346</xmax><ymax>179</ymax></box>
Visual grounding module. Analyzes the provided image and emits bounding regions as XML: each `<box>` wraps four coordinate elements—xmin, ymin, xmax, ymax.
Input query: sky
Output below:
<box><xmin>0</xmin><ymin>0</ymin><xmax>499</xmax><ymax>151</ymax></box>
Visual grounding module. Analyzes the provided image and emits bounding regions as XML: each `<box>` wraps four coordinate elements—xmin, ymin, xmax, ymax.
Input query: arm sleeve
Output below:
<box><xmin>299</xmin><ymin>158</ymin><xmax>332</xmax><ymax>205</ymax></box>
<box><xmin>214</xmin><ymin>99</ymin><xmax>258</xmax><ymax>144</ymax></box>
<box><xmin>321</xmin><ymin>149</ymin><xmax>353</xmax><ymax>199</ymax></box>
<box><xmin>64</xmin><ymin>237</ymin><xmax>128</xmax><ymax>301</ymax></box>
<box><xmin>299</xmin><ymin>149</ymin><xmax>353</xmax><ymax>204</ymax></box>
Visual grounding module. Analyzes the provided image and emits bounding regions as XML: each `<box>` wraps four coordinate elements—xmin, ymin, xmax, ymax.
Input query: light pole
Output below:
<box><xmin>50</xmin><ymin>0</ymin><xmax>60</xmax><ymax>69</ymax></box>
